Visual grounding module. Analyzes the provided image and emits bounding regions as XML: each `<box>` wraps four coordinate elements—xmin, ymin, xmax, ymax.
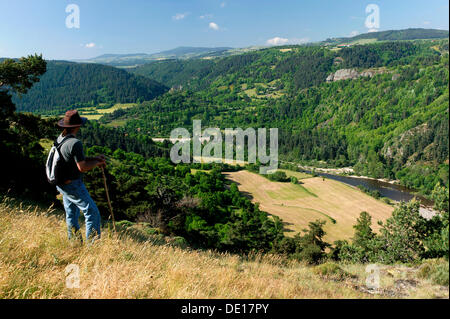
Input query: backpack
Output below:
<box><xmin>45</xmin><ymin>135</ymin><xmax>75</xmax><ymax>185</ymax></box>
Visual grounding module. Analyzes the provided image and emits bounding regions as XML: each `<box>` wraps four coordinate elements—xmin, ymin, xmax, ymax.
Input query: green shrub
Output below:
<box><xmin>294</xmin><ymin>244</ymin><xmax>325</xmax><ymax>265</ymax></box>
<box><xmin>357</xmin><ymin>185</ymin><xmax>381</xmax><ymax>199</ymax></box>
<box><xmin>377</xmin><ymin>201</ymin><xmax>427</xmax><ymax>263</ymax></box>
<box><xmin>272</xmin><ymin>237</ymin><xmax>296</xmax><ymax>255</ymax></box>
<box><xmin>267</xmin><ymin>171</ymin><xmax>289</xmax><ymax>182</ymax></box>
<box><xmin>423</xmin><ymin>184</ymin><xmax>449</xmax><ymax>260</ymax></box>
<box><xmin>171</xmin><ymin>236</ymin><xmax>189</xmax><ymax>249</ymax></box>
<box><xmin>144</xmin><ymin>227</ymin><xmax>160</xmax><ymax>235</ymax></box>
<box><xmin>417</xmin><ymin>259</ymin><xmax>449</xmax><ymax>286</ymax></box>
<box><xmin>313</xmin><ymin>262</ymin><xmax>352</xmax><ymax>280</ymax></box>
<box><xmin>290</xmin><ymin>220</ymin><xmax>330</xmax><ymax>264</ymax></box>
<box><xmin>116</xmin><ymin>220</ymin><xmax>134</xmax><ymax>229</ymax></box>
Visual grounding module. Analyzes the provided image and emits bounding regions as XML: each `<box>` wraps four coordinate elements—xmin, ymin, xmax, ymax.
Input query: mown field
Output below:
<box><xmin>225</xmin><ymin>170</ymin><xmax>395</xmax><ymax>242</ymax></box>
<box><xmin>78</xmin><ymin>103</ymin><xmax>137</xmax><ymax>120</ymax></box>
<box><xmin>1</xmin><ymin>197</ymin><xmax>447</xmax><ymax>299</ymax></box>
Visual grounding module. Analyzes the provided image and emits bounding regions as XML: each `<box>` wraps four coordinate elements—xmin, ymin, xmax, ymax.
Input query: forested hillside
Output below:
<box><xmin>105</xmin><ymin>38</ymin><xmax>449</xmax><ymax>195</ymax></box>
<box><xmin>131</xmin><ymin>59</ymin><xmax>215</xmax><ymax>88</ymax></box>
<box><xmin>129</xmin><ymin>40</ymin><xmax>434</xmax><ymax>89</ymax></box>
<box><xmin>323</xmin><ymin>28</ymin><xmax>449</xmax><ymax>45</ymax></box>
<box><xmin>13</xmin><ymin>61</ymin><xmax>168</xmax><ymax>114</ymax></box>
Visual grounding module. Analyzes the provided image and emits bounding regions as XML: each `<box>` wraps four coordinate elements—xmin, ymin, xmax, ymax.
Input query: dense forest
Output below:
<box><xmin>13</xmin><ymin>61</ymin><xmax>168</xmax><ymax>114</ymax></box>
<box><xmin>78</xmin><ymin>121</ymin><xmax>169</xmax><ymax>158</ymax></box>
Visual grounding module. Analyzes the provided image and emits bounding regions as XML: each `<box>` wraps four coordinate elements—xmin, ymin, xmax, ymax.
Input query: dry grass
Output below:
<box><xmin>278</xmin><ymin>169</ymin><xmax>312</xmax><ymax>180</ymax></box>
<box><xmin>0</xmin><ymin>197</ymin><xmax>362</xmax><ymax>299</ymax></box>
<box><xmin>1</xmin><ymin>197</ymin><xmax>447</xmax><ymax>299</ymax></box>
<box><xmin>225</xmin><ymin>171</ymin><xmax>394</xmax><ymax>241</ymax></box>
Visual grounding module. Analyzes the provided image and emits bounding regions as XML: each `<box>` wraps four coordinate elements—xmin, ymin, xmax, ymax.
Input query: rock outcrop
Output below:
<box><xmin>326</xmin><ymin>68</ymin><xmax>387</xmax><ymax>82</ymax></box>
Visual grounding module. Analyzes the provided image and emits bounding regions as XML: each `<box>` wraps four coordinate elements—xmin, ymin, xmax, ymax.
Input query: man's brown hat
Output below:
<box><xmin>57</xmin><ymin>110</ymin><xmax>87</xmax><ymax>128</ymax></box>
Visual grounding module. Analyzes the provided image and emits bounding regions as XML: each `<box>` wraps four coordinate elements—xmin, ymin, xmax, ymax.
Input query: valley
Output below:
<box><xmin>1</xmin><ymin>28</ymin><xmax>448</xmax><ymax>298</ymax></box>
<box><xmin>11</xmin><ymin>29</ymin><xmax>447</xmax><ymax>243</ymax></box>
<box><xmin>1</xmin><ymin>0</ymin><xmax>450</xmax><ymax>302</ymax></box>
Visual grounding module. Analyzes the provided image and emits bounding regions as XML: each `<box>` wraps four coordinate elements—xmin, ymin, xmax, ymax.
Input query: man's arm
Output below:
<box><xmin>76</xmin><ymin>156</ymin><xmax>106</xmax><ymax>173</ymax></box>
<box><xmin>71</xmin><ymin>140</ymin><xmax>106</xmax><ymax>173</ymax></box>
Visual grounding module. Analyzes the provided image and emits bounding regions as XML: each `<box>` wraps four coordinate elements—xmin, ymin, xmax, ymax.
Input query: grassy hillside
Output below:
<box><xmin>13</xmin><ymin>61</ymin><xmax>168</xmax><ymax>115</ymax></box>
<box><xmin>0</xmin><ymin>196</ymin><xmax>447</xmax><ymax>299</ymax></box>
<box><xmin>225</xmin><ymin>171</ymin><xmax>394</xmax><ymax>242</ymax></box>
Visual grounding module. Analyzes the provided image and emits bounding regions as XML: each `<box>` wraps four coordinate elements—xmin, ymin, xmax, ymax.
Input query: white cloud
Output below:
<box><xmin>173</xmin><ymin>12</ymin><xmax>189</xmax><ymax>20</ymax></box>
<box><xmin>220</xmin><ymin>2</ymin><xmax>226</xmax><ymax>8</ymax></box>
<box><xmin>209</xmin><ymin>22</ymin><xmax>220</xmax><ymax>30</ymax></box>
<box><xmin>267</xmin><ymin>37</ymin><xmax>289</xmax><ymax>46</ymax></box>
<box><xmin>266</xmin><ymin>37</ymin><xmax>309</xmax><ymax>46</ymax></box>
<box><xmin>85</xmin><ymin>42</ymin><xmax>96</xmax><ymax>48</ymax></box>
<box><xmin>349</xmin><ymin>30</ymin><xmax>359</xmax><ymax>37</ymax></box>
<box><xmin>200</xmin><ymin>14</ymin><xmax>213</xmax><ymax>19</ymax></box>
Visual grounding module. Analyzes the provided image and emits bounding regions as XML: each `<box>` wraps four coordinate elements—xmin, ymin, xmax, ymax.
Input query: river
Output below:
<box><xmin>303</xmin><ymin>170</ymin><xmax>434</xmax><ymax>207</ymax></box>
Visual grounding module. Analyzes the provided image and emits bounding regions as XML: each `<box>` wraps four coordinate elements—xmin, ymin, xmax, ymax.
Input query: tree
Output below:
<box><xmin>423</xmin><ymin>184</ymin><xmax>449</xmax><ymax>259</ymax></box>
<box><xmin>0</xmin><ymin>55</ymin><xmax>46</xmax><ymax>94</ymax></box>
<box><xmin>0</xmin><ymin>55</ymin><xmax>55</xmax><ymax>200</ymax></box>
<box><xmin>377</xmin><ymin>201</ymin><xmax>427</xmax><ymax>263</ymax></box>
<box><xmin>292</xmin><ymin>220</ymin><xmax>330</xmax><ymax>264</ymax></box>
<box><xmin>353</xmin><ymin>211</ymin><xmax>376</xmax><ymax>248</ymax></box>
<box><xmin>1</xmin><ymin>54</ymin><xmax>46</xmax><ymax>121</ymax></box>
<box><xmin>338</xmin><ymin>212</ymin><xmax>378</xmax><ymax>263</ymax></box>
<box><xmin>432</xmin><ymin>183</ymin><xmax>449</xmax><ymax>214</ymax></box>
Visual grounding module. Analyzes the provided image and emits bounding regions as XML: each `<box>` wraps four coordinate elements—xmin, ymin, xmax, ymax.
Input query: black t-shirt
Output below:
<box><xmin>56</xmin><ymin>134</ymin><xmax>86</xmax><ymax>182</ymax></box>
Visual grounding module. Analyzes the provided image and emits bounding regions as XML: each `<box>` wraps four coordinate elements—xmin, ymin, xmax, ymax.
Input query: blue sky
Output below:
<box><xmin>0</xmin><ymin>0</ymin><xmax>448</xmax><ymax>60</ymax></box>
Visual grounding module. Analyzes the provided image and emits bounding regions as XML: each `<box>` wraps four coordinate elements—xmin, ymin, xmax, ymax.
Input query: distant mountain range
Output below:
<box><xmin>74</xmin><ymin>46</ymin><xmax>235</xmax><ymax>67</ymax></box>
<box><xmin>70</xmin><ymin>29</ymin><xmax>448</xmax><ymax>68</ymax></box>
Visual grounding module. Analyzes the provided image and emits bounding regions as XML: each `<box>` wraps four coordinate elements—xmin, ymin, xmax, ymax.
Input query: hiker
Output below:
<box><xmin>54</xmin><ymin>110</ymin><xmax>106</xmax><ymax>242</ymax></box>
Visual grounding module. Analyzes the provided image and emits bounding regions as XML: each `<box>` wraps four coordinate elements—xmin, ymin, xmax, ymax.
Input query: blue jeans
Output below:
<box><xmin>56</xmin><ymin>179</ymin><xmax>101</xmax><ymax>241</ymax></box>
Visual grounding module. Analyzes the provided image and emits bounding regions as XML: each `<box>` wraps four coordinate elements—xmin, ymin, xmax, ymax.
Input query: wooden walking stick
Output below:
<box><xmin>101</xmin><ymin>165</ymin><xmax>116</xmax><ymax>232</ymax></box>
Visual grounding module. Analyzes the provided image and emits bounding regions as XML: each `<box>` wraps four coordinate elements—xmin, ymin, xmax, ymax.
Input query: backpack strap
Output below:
<box><xmin>53</xmin><ymin>135</ymin><xmax>77</xmax><ymax>163</ymax></box>
<box><xmin>54</xmin><ymin>134</ymin><xmax>76</xmax><ymax>149</ymax></box>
